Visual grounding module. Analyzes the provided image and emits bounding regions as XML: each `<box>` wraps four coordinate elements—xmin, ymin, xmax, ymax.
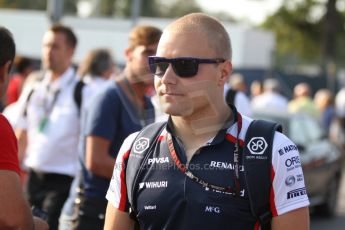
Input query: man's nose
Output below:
<box><xmin>161</xmin><ymin>64</ymin><xmax>177</xmax><ymax>84</ymax></box>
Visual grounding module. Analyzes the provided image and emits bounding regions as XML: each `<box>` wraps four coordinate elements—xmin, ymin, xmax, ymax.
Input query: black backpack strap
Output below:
<box><xmin>22</xmin><ymin>71</ymin><xmax>45</xmax><ymax>117</ymax></box>
<box><xmin>73</xmin><ymin>80</ymin><xmax>85</xmax><ymax>114</ymax></box>
<box><xmin>23</xmin><ymin>89</ymin><xmax>35</xmax><ymax>117</ymax></box>
<box><xmin>225</xmin><ymin>88</ymin><xmax>237</xmax><ymax>106</ymax></box>
<box><xmin>243</xmin><ymin>119</ymin><xmax>282</xmax><ymax>230</ymax></box>
<box><xmin>125</xmin><ymin>121</ymin><xmax>166</xmax><ymax>219</ymax></box>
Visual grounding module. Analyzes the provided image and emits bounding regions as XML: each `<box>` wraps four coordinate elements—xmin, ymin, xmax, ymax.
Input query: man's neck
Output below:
<box><xmin>50</xmin><ymin>66</ymin><xmax>71</xmax><ymax>81</ymax></box>
<box><xmin>123</xmin><ymin>69</ymin><xmax>147</xmax><ymax>101</ymax></box>
<box><xmin>171</xmin><ymin>103</ymin><xmax>231</xmax><ymax>149</ymax></box>
<box><xmin>117</xmin><ymin>75</ymin><xmax>146</xmax><ymax>108</ymax></box>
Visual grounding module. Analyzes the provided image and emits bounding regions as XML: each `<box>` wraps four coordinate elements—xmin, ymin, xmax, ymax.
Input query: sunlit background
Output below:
<box><xmin>1</xmin><ymin>0</ymin><xmax>345</xmax><ymax>96</ymax></box>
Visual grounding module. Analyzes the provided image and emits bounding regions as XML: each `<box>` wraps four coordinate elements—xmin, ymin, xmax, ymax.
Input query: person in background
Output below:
<box><xmin>250</xmin><ymin>80</ymin><xmax>263</xmax><ymax>99</ymax></box>
<box><xmin>15</xmin><ymin>24</ymin><xmax>79</xmax><ymax>230</ymax></box>
<box><xmin>6</xmin><ymin>56</ymin><xmax>34</xmax><ymax>105</ymax></box>
<box><xmin>228</xmin><ymin>73</ymin><xmax>247</xmax><ymax>93</ymax></box>
<box><xmin>69</xmin><ymin>25</ymin><xmax>161</xmax><ymax>230</ymax></box>
<box><xmin>59</xmin><ymin>48</ymin><xmax>115</xmax><ymax>230</ymax></box>
<box><xmin>329</xmin><ymin>87</ymin><xmax>345</xmax><ymax>151</ymax></box>
<box><xmin>314</xmin><ymin>89</ymin><xmax>335</xmax><ymax>133</ymax></box>
<box><xmin>77</xmin><ymin>48</ymin><xmax>115</xmax><ymax>111</ymax></box>
<box><xmin>224</xmin><ymin>73</ymin><xmax>252</xmax><ymax>116</ymax></box>
<box><xmin>104</xmin><ymin>13</ymin><xmax>309</xmax><ymax>230</ymax></box>
<box><xmin>251</xmin><ymin>78</ymin><xmax>288</xmax><ymax>112</ymax></box>
<box><xmin>288</xmin><ymin>82</ymin><xmax>319</xmax><ymax>117</ymax></box>
<box><xmin>0</xmin><ymin>26</ymin><xmax>48</xmax><ymax>230</ymax></box>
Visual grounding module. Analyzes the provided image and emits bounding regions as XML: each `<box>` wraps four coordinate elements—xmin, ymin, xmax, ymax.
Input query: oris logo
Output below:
<box><xmin>285</xmin><ymin>175</ymin><xmax>296</xmax><ymax>187</ymax></box>
<box><xmin>285</xmin><ymin>156</ymin><xmax>301</xmax><ymax>167</ymax></box>
<box><xmin>247</xmin><ymin>137</ymin><xmax>268</xmax><ymax>155</ymax></box>
<box><xmin>133</xmin><ymin>137</ymin><xmax>150</xmax><ymax>154</ymax></box>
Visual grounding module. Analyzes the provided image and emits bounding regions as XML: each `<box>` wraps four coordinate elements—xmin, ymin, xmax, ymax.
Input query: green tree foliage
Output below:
<box><xmin>160</xmin><ymin>0</ymin><xmax>202</xmax><ymax>18</ymax></box>
<box><xmin>0</xmin><ymin>0</ymin><xmax>46</xmax><ymax>9</ymax></box>
<box><xmin>98</xmin><ymin>0</ymin><xmax>116</xmax><ymax>16</ymax></box>
<box><xmin>0</xmin><ymin>0</ymin><xmax>76</xmax><ymax>13</ymax></box>
<box><xmin>262</xmin><ymin>0</ymin><xmax>344</xmax><ymax>68</ymax></box>
<box><xmin>0</xmin><ymin>0</ymin><xmax>204</xmax><ymax>18</ymax></box>
<box><xmin>64</xmin><ymin>0</ymin><xmax>77</xmax><ymax>14</ymax></box>
<box><xmin>112</xmin><ymin>0</ymin><xmax>203</xmax><ymax>18</ymax></box>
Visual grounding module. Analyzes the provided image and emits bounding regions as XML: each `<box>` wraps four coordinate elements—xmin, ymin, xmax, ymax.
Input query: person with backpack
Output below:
<box><xmin>104</xmin><ymin>13</ymin><xmax>310</xmax><ymax>230</ymax></box>
<box><xmin>58</xmin><ymin>48</ymin><xmax>115</xmax><ymax>229</ymax></box>
<box><xmin>63</xmin><ymin>25</ymin><xmax>162</xmax><ymax>230</ymax></box>
<box><xmin>15</xmin><ymin>24</ymin><xmax>80</xmax><ymax>230</ymax></box>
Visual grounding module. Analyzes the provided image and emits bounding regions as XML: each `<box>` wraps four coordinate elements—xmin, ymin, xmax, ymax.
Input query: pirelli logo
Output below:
<box><xmin>287</xmin><ymin>187</ymin><xmax>307</xmax><ymax>199</ymax></box>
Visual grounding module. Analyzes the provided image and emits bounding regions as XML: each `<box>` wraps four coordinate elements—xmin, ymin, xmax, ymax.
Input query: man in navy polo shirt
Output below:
<box><xmin>62</xmin><ymin>25</ymin><xmax>162</xmax><ymax>230</ymax></box>
<box><xmin>104</xmin><ymin>13</ymin><xmax>310</xmax><ymax>230</ymax></box>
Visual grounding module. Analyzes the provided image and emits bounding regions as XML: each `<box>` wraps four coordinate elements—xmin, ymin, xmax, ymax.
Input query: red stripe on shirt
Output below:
<box><xmin>225</xmin><ymin>112</ymin><xmax>244</xmax><ymax>146</ymax></box>
<box><xmin>270</xmin><ymin>165</ymin><xmax>278</xmax><ymax>216</ymax></box>
<box><xmin>237</xmin><ymin>112</ymin><xmax>242</xmax><ymax>133</ymax></box>
<box><xmin>225</xmin><ymin>133</ymin><xmax>245</xmax><ymax>147</ymax></box>
<box><xmin>254</xmin><ymin>220</ymin><xmax>260</xmax><ymax>230</ymax></box>
<box><xmin>158</xmin><ymin>135</ymin><xmax>165</xmax><ymax>141</ymax></box>
<box><xmin>118</xmin><ymin>150</ymin><xmax>130</xmax><ymax>211</ymax></box>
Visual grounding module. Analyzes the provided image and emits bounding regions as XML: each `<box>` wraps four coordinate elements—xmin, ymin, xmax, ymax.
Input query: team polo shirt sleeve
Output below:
<box><xmin>271</xmin><ymin>132</ymin><xmax>310</xmax><ymax>216</ymax></box>
<box><xmin>106</xmin><ymin>132</ymin><xmax>139</xmax><ymax>211</ymax></box>
<box><xmin>0</xmin><ymin>114</ymin><xmax>20</xmax><ymax>174</ymax></box>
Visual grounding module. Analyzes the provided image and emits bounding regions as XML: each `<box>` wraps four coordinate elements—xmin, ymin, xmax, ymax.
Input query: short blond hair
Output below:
<box><xmin>166</xmin><ymin>13</ymin><xmax>232</xmax><ymax>60</ymax></box>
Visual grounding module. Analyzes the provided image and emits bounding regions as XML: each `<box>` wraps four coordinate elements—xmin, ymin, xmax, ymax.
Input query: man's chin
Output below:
<box><xmin>43</xmin><ymin>64</ymin><xmax>52</xmax><ymax>71</ymax></box>
<box><xmin>162</xmin><ymin>105</ymin><xmax>193</xmax><ymax>117</ymax></box>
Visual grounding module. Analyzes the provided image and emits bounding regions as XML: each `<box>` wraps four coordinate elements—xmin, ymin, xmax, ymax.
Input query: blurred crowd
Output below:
<box><xmin>226</xmin><ymin>73</ymin><xmax>345</xmax><ymax>151</ymax></box>
<box><xmin>1</xmin><ymin>22</ymin><xmax>345</xmax><ymax>230</ymax></box>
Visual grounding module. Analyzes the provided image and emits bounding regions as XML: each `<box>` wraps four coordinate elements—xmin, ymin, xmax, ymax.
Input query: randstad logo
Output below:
<box><xmin>247</xmin><ymin>137</ymin><xmax>267</xmax><ymax>155</ymax></box>
<box><xmin>133</xmin><ymin>137</ymin><xmax>150</xmax><ymax>154</ymax></box>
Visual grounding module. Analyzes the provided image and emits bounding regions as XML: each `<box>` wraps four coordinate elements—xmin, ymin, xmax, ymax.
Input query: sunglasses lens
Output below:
<box><xmin>148</xmin><ymin>57</ymin><xmax>200</xmax><ymax>78</ymax></box>
<box><xmin>149</xmin><ymin>60</ymin><xmax>169</xmax><ymax>77</ymax></box>
<box><xmin>173</xmin><ymin>59</ymin><xmax>198</xmax><ymax>78</ymax></box>
<box><xmin>156</xmin><ymin>62</ymin><xmax>169</xmax><ymax>76</ymax></box>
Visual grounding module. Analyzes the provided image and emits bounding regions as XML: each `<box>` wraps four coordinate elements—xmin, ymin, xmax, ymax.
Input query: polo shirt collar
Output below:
<box><xmin>166</xmin><ymin>114</ymin><xmax>235</xmax><ymax>146</ymax></box>
<box><xmin>43</xmin><ymin>67</ymin><xmax>75</xmax><ymax>91</ymax></box>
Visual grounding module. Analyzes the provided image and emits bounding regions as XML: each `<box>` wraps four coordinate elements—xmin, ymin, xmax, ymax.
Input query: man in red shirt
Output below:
<box><xmin>0</xmin><ymin>26</ymin><xmax>48</xmax><ymax>230</ymax></box>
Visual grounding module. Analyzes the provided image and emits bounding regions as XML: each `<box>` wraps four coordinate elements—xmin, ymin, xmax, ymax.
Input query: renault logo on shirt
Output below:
<box><xmin>247</xmin><ymin>137</ymin><xmax>267</xmax><ymax>155</ymax></box>
<box><xmin>209</xmin><ymin>161</ymin><xmax>244</xmax><ymax>171</ymax></box>
<box><xmin>133</xmin><ymin>137</ymin><xmax>150</xmax><ymax>154</ymax></box>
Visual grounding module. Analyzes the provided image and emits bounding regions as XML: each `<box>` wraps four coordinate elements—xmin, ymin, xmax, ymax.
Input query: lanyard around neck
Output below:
<box><xmin>42</xmin><ymin>71</ymin><xmax>75</xmax><ymax>115</ymax></box>
<box><xmin>123</xmin><ymin>77</ymin><xmax>148</xmax><ymax>126</ymax></box>
<box><xmin>166</xmin><ymin>105</ymin><xmax>243</xmax><ymax>196</ymax></box>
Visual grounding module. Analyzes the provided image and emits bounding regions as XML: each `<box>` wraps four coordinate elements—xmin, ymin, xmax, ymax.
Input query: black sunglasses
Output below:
<box><xmin>148</xmin><ymin>56</ymin><xmax>226</xmax><ymax>78</ymax></box>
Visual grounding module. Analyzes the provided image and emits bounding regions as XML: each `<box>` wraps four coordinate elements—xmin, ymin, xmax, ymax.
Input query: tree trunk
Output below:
<box><xmin>322</xmin><ymin>0</ymin><xmax>339</xmax><ymax>66</ymax></box>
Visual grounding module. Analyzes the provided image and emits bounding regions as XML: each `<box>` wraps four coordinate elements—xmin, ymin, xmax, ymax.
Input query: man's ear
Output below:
<box><xmin>219</xmin><ymin>60</ymin><xmax>232</xmax><ymax>86</ymax></box>
<box><xmin>68</xmin><ymin>47</ymin><xmax>75</xmax><ymax>58</ymax></box>
<box><xmin>124</xmin><ymin>48</ymin><xmax>133</xmax><ymax>62</ymax></box>
<box><xmin>0</xmin><ymin>61</ymin><xmax>11</xmax><ymax>83</ymax></box>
